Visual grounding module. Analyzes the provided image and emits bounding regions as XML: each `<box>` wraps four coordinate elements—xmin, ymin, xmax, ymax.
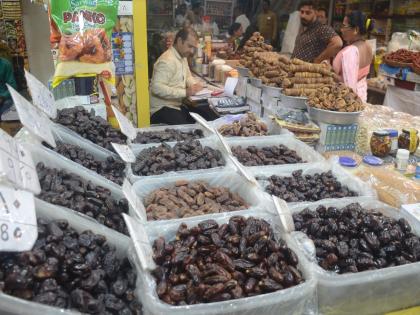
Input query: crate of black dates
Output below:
<box><xmin>0</xmin><ymin>198</ymin><xmax>142</xmax><ymax>315</ymax></box>
<box><xmin>289</xmin><ymin>199</ymin><xmax>420</xmax><ymax>315</ymax></box>
<box><xmin>128</xmin><ymin>138</ymin><xmax>232</xmax><ymax>182</ymax></box>
<box><xmin>130</xmin><ymin>170</ymin><xmax>269</xmax><ymax>223</ymax></box>
<box><xmin>126</xmin><ymin>210</ymin><xmax>317</xmax><ymax>315</ymax></box>
<box><xmin>225</xmin><ymin>134</ymin><xmax>324</xmax><ymax>171</ymax></box>
<box><xmin>251</xmin><ymin>160</ymin><xmax>376</xmax><ymax>205</ymax></box>
<box><xmin>23</xmin><ymin>144</ymin><xmax>134</xmax><ymax>236</ymax></box>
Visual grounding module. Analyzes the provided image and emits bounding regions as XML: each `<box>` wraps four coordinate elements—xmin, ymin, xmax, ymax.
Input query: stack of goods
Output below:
<box><xmin>282</xmin><ymin>59</ymin><xmax>335</xmax><ymax>97</ymax></box>
<box><xmin>383</xmin><ymin>49</ymin><xmax>420</xmax><ymax>70</ymax></box>
<box><xmin>253</xmin><ymin>52</ymin><xmax>290</xmax><ymax>87</ymax></box>
<box><xmin>239</xmin><ymin>32</ymin><xmax>273</xmax><ymax>69</ymax></box>
<box><xmin>209</xmin><ymin>96</ymin><xmax>249</xmax><ymax>115</ymax></box>
<box><xmin>218</xmin><ymin>113</ymin><xmax>268</xmax><ymax>137</ymax></box>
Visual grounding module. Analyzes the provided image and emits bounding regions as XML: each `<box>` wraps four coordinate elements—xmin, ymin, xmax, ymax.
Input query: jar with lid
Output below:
<box><xmin>398</xmin><ymin>129</ymin><xmax>419</xmax><ymax>154</ymax></box>
<box><xmin>385</xmin><ymin>129</ymin><xmax>398</xmax><ymax>155</ymax></box>
<box><xmin>370</xmin><ymin>130</ymin><xmax>391</xmax><ymax>157</ymax></box>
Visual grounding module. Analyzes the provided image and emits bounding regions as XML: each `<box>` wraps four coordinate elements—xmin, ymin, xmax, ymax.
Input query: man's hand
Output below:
<box><xmin>186</xmin><ymin>83</ymin><xmax>203</xmax><ymax>96</ymax></box>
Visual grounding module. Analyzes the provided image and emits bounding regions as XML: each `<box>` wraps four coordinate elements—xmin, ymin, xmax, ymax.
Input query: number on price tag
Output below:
<box><xmin>25</xmin><ymin>70</ymin><xmax>57</xmax><ymax>119</ymax></box>
<box><xmin>0</xmin><ymin>185</ymin><xmax>37</xmax><ymax>252</ymax></box>
<box><xmin>0</xmin><ymin>130</ymin><xmax>40</xmax><ymax>194</ymax></box>
<box><xmin>112</xmin><ymin>105</ymin><xmax>137</xmax><ymax>141</ymax></box>
<box><xmin>122</xmin><ymin>179</ymin><xmax>146</xmax><ymax>221</ymax></box>
<box><xmin>112</xmin><ymin>143</ymin><xmax>136</xmax><ymax>163</ymax></box>
<box><xmin>8</xmin><ymin>85</ymin><xmax>56</xmax><ymax>148</ymax></box>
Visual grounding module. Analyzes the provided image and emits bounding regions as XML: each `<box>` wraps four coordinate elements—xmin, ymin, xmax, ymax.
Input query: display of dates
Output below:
<box><xmin>293</xmin><ymin>203</ymin><xmax>420</xmax><ymax>274</ymax></box>
<box><xmin>45</xmin><ymin>141</ymin><xmax>125</xmax><ymax>185</ymax></box>
<box><xmin>232</xmin><ymin>145</ymin><xmax>303</xmax><ymax>167</ymax></box>
<box><xmin>262</xmin><ymin>170</ymin><xmax>357</xmax><ymax>202</ymax></box>
<box><xmin>145</xmin><ymin>180</ymin><xmax>249</xmax><ymax>220</ymax></box>
<box><xmin>134</xmin><ymin>128</ymin><xmax>204</xmax><ymax>144</ymax></box>
<box><xmin>152</xmin><ymin>216</ymin><xmax>304</xmax><ymax>305</ymax></box>
<box><xmin>132</xmin><ymin>140</ymin><xmax>225</xmax><ymax>176</ymax></box>
<box><xmin>55</xmin><ymin>107</ymin><xmax>127</xmax><ymax>152</ymax></box>
<box><xmin>0</xmin><ymin>218</ymin><xmax>142</xmax><ymax>314</ymax></box>
<box><xmin>36</xmin><ymin>163</ymin><xmax>129</xmax><ymax>235</ymax></box>
<box><xmin>218</xmin><ymin>113</ymin><xmax>268</xmax><ymax>137</ymax></box>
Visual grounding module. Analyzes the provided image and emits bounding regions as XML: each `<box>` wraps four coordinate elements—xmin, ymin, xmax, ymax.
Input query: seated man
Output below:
<box><xmin>0</xmin><ymin>57</ymin><xmax>17</xmax><ymax>120</ymax></box>
<box><xmin>150</xmin><ymin>28</ymin><xmax>203</xmax><ymax>125</ymax></box>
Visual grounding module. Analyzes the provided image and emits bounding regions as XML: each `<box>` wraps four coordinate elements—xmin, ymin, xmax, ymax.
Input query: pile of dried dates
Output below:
<box><xmin>55</xmin><ymin>107</ymin><xmax>126</xmax><ymax>152</ymax></box>
<box><xmin>262</xmin><ymin>170</ymin><xmax>357</xmax><ymax>202</ymax></box>
<box><xmin>232</xmin><ymin>145</ymin><xmax>303</xmax><ymax>167</ymax></box>
<box><xmin>46</xmin><ymin>141</ymin><xmax>125</xmax><ymax>185</ymax></box>
<box><xmin>145</xmin><ymin>180</ymin><xmax>249</xmax><ymax>220</ymax></box>
<box><xmin>36</xmin><ymin>163</ymin><xmax>129</xmax><ymax>235</ymax></box>
<box><xmin>132</xmin><ymin>141</ymin><xmax>225</xmax><ymax>176</ymax></box>
<box><xmin>152</xmin><ymin>216</ymin><xmax>304</xmax><ymax>305</ymax></box>
<box><xmin>293</xmin><ymin>203</ymin><xmax>420</xmax><ymax>274</ymax></box>
<box><xmin>134</xmin><ymin>128</ymin><xmax>204</xmax><ymax>144</ymax></box>
<box><xmin>0</xmin><ymin>218</ymin><xmax>141</xmax><ymax>314</ymax></box>
<box><xmin>218</xmin><ymin>113</ymin><xmax>268</xmax><ymax>137</ymax></box>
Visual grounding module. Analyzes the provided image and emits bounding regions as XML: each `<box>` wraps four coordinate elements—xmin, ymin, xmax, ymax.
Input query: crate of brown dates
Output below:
<box><xmin>225</xmin><ymin>134</ymin><xmax>324</xmax><ymax>171</ymax></box>
<box><xmin>0</xmin><ymin>199</ymin><xmax>142</xmax><ymax>315</ymax></box>
<box><xmin>289</xmin><ymin>199</ymin><xmax>420</xmax><ymax>314</ymax></box>
<box><xmin>129</xmin><ymin>170</ymin><xmax>269</xmax><ymax>223</ymax></box>
<box><xmin>124</xmin><ymin>210</ymin><xmax>317</xmax><ymax>315</ymax></box>
<box><xmin>22</xmin><ymin>143</ymin><xmax>134</xmax><ymax>236</ymax></box>
<box><xmin>128</xmin><ymin>138</ymin><xmax>232</xmax><ymax>182</ymax></box>
<box><xmin>251</xmin><ymin>160</ymin><xmax>376</xmax><ymax>205</ymax></box>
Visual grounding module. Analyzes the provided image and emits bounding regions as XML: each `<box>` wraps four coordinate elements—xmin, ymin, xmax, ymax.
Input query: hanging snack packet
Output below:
<box><xmin>49</xmin><ymin>0</ymin><xmax>118</xmax><ymax>87</ymax></box>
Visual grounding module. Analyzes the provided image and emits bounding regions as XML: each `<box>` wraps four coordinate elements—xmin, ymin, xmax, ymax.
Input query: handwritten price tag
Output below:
<box><xmin>25</xmin><ymin>70</ymin><xmax>57</xmax><ymax>119</ymax></box>
<box><xmin>0</xmin><ymin>185</ymin><xmax>37</xmax><ymax>252</ymax></box>
<box><xmin>8</xmin><ymin>85</ymin><xmax>56</xmax><ymax>148</ymax></box>
<box><xmin>112</xmin><ymin>143</ymin><xmax>136</xmax><ymax>163</ymax></box>
<box><xmin>112</xmin><ymin>105</ymin><xmax>136</xmax><ymax>141</ymax></box>
<box><xmin>0</xmin><ymin>130</ymin><xmax>40</xmax><ymax>194</ymax></box>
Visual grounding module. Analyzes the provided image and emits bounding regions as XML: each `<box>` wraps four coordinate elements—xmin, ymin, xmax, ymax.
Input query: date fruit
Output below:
<box><xmin>134</xmin><ymin>128</ymin><xmax>204</xmax><ymax>144</ymax></box>
<box><xmin>232</xmin><ymin>145</ymin><xmax>303</xmax><ymax>167</ymax></box>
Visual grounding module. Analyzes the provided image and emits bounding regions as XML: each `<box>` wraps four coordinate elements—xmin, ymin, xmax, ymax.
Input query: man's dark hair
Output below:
<box><xmin>263</xmin><ymin>0</ymin><xmax>270</xmax><ymax>6</ymax></box>
<box><xmin>228</xmin><ymin>23</ymin><xmax>242</xmax><ymax>36</ymax></box>
<box><xmin>317</xmin><ymin>7</ymin><xmax>327</xmax><ymax>15</ymax></box>
<box><xmin>174</xmin><ymin>28</ymin><xmax>198</xmax><ymax>44</ymax></box>
<box><xmin>298</xmin><ymin>1</ymin><xmax>315</xmax><ymax>10</ymax></box>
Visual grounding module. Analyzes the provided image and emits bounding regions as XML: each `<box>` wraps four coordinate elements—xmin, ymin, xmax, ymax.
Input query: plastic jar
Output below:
<box><xmin>370</xmin><ymin>130</ymin><xmax>391</xmax><ymax>157</ymax></box>
<box><xmin>385</xmin><ymin>129</ymin><xmax>398</xmax><ymax>155</ymax></box>
<box><xmin>396</xmin><ymin>149</ymin><xmax>410</xmax><ymax>172</ymax></box>
<box><xmin>398</xmin><ymin>128</ymin><xmax>419</xmax><ymax>154</ymax></box>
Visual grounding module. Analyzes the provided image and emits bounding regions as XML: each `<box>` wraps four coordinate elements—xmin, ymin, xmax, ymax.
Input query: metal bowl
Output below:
<box><xmin>279</xmin><ymin>92</ymin><xmax>308</xmax><ymax>110</ymax></box>
<box><xmin>236</xmin><ymin>66</ymin><xmax>250</xmax><ymax>77</ymax></box>
<box><xmin>306</xmin><ymin>102</ymin><xmax>362</xmax><ymax>125</ymax></box>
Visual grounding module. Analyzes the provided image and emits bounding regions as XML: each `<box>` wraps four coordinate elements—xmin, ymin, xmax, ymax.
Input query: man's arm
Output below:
<box><xmin>185</xmin><ymin>63</ymin><xmax>196</xmax><ymax>87</ymax></box>
<box><xmin>150</xmin><ymin>60</ymin><xmax>186</xmax><ymax>100</ymax></box>
<box><xmin>314</xmin><ymin>35</ymin><xmax>343</xmax><ymax>63</ymax></box>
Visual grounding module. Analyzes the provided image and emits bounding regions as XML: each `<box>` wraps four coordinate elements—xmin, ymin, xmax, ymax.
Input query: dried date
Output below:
<box><xmin>232</xmin><ymin>145</ymin><xmax>303</xmax><ymax>167</ymax></box>
<box><xmin>134</xmin><ymin>128</ymin><xmax>204</xmax><ymax>144</ymax></box>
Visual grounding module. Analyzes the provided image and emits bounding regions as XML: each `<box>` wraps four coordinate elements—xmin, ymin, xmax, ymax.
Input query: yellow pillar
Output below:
<box><xmin>133</xmin><ymin>0</ymin><xmax>150</xmax><ymax>127</ymax></box>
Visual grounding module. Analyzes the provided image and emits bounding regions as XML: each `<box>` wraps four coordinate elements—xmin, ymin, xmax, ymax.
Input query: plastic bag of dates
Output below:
<box><xmin>130</xmin><ymin>171</ymin><xmax>267</xmax><ymax>223</ymax></box>
<box><xmin>131</xmin><ymin>211</ymin><xmax>316</xmax><ymax>315</ymax></box>
<box><xmin>251</xmin><ymin>161</ymin><xmax>376</xmax><ymax>204</ymax></box>
<box><xmin>289</xmin><ymin>199</ymin><xmax>420</xmax><ymax>315</ymax></box>
<box><xmin>0</xmin><ymin>199</ymin><xmax>142</xmax><ymax>315</ymax></box>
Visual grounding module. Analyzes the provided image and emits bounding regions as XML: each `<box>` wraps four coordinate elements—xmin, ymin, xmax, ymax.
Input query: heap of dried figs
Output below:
<box><xmin>262</xmin><ymin>170</ymin><xmax>357</xmax><ymax>202</ymax></box>
<box><xmin>0</xmin><ymin>218</ymin><xmax>142</xmax><ymax>314</ymax></box>
<box><xmin>293</xmin><ymin>203</ymin><xmax>420</xmax><ymax>274</ymax></box>
<box><xmin>134</xmin><ymin>128</ymin><xmax>204</xmax><ymax>144</ymax></box>
<box><xmin>218</xmin><ymin>113</ymin><xmax>268</xmax><ymax>137</ymax></box>
<box><xmin>152</xmin><ymin>216</ymin><xmax>304</xmax><ymax>305</ymax></box>
<box><xmin>232</xmin><ymin>145</ymin><xmax>303</xmax><ymax>167</ymax></box>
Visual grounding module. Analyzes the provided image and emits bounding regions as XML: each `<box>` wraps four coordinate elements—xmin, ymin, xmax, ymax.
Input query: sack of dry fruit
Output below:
<box><xmin>49</xmin><ymin>0</ymin><xmax>118</xmax><ymax>87</ymax></box>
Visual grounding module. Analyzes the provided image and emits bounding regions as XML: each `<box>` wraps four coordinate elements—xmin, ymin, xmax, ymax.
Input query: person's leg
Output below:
<box><xmin>150</xmin><ymin>106</ymin><xmax>193</xmax><ymax>125</ymax></box>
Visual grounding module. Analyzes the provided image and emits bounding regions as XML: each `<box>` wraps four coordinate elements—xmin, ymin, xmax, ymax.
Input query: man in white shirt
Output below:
<box><xmin>234</xmin><ymin>7</ymin><xmax>250</xmax><ymax>33</ymax></box>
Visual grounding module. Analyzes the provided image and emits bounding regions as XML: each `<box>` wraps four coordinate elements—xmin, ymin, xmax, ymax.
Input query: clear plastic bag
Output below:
<box><xmin>289</xmin><ymin>198</ymin><xmax>420</xmax><ymax>315</ymax></box>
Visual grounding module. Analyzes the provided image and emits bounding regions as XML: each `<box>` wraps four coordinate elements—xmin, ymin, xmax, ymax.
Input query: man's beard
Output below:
<box><xmin>301</xmin><ymin>18</ymin><xmax>310</xmax><ymax>26</ymax></box>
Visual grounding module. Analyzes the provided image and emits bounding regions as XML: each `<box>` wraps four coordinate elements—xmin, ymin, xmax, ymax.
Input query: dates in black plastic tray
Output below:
<box><xmin>36</xmin><ymin>163</ymin><xmax>129</xmax><ymax>235</ymax></box>
<box><xmin>134</xmin><ymin>128</ymin><xmax>204</xmax><ymax>144</ymax></box>
<box><xmin>0</xmin><ymin>218</ymin><xmax>142</xmax><ymax>314</ymax></box>
<box><xmin>232</xmin><ymin>145</ymin><xmax>303</xmax><ymax>167</ymax></box>
<box><xmin>293</xmin><ymin>203</ymin><xmax>420</xmax><ymax>274</ymax></box>
<box><xmin>152</xmin><ymin>216</ymin><xmax>304</xmax><ymax>305</ymax></box>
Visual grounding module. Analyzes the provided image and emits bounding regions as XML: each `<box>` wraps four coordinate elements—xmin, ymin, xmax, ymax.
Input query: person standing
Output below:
<box><xmin>316</xmin><ymin>7</ymin><xmax>328</xmax><ymax>25</ymax></box>
<box><xmin>150</xmin><ymin>28</ymin><xmax>203</xmax><ymax>125</ymax></box>
<box><xmin>227</xmin><ymin>23</ymin><xmax>243</xmax><ymax>52</ymax></box>
<box><xmin>0</xmin><ymin>57</ymin><xmax>17</xmax><ymax>120</ymax></box>
<box><xmin>185</xmin><ymin>3</ymin><xmax>203</xmax><ymax>26</ymax></box>
<box><xmin>234</xmin><ymin>6</ymin><xmax>250</xmax><ymax>33</ymax></box>
<box><xmin>333</xmin><ymin>11</ymin><xmax>374</xmax><ymax>102</ymax></box>
<box><xmin>257</xmin><ymin>0</ymin><xmax>278</xmax><ymax>45</ymax></box>
<box><xmin>292</xmin><ymin>1</ymin><xmax>342</xmax><ymax>63</ymax></box>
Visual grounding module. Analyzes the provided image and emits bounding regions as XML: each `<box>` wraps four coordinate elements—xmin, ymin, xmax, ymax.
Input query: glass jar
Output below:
<box><xmin>370</xmin><ymin>130</ymin><xmax>391</xmax><ymax>157</ymax></box>
<box><xmin>398</xmin><ymin>129</ymin><xmax>419</xmax><ymax>154</ymax></box>
<box><xmin>385</xmin><ymin>129</ymin><xmax>398</xmax><ymax>155</ymax></box>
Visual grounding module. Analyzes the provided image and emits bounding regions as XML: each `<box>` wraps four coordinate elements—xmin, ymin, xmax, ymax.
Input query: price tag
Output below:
<box><xmin>235</xmin><ymin>77</ymin><xmax>248</xmax><ymax>98</ymax></box>
<box><xmin>118</xmin><ymin>1</ymin><xmax>133</xmax><ymax>15</ymax></box>
<box><xmin>8</xmin><ymin>85</ymin><xmax>56</xmax><ymax>148</ymax></box>
<box><xmin>112</xmin><ymin>105</ymin><xmax>136</xmax><ymax>140</ymax></box>
<box><xmin>214</xmin><ymin>130</ymin><xmax>232</xmax><ymax>155</ymax></box>
<box><xmin>112</xmin><ymin>143</ymin><xmax>136</xmax><ymax>163</ymax></box>
<box><xmin>122</xmin><ymin>179</ymin><xmax>146</xmax><ymax>222</ymax></box>
<box><xmin>24</xmin><ymin>70</ymin><xmax>57</xmax><ymax>119</ymax></box>
<box><xmin>228</xmin><ymin>155</ymin><xmax>259</xmax><ymax>186</ymax></box>
<box><xmin>272</xmin><ymin>196</ymin><xmax>295</xmax><ymax>233</ymax></box>
<box><xmin>246</xmin><ymin>84</ymin><xmax>261</xmax><ymax>103</ymax></box>
<box><xmin>0</xmin><ymin>185</ymin><xmax>37</xmax><ymax>252</ymax></box>
<box><xmin>0</xmin><ymin>130</ymin><xmax>40</xmax><ymax>194</ymax></box>
<box><xmin>190</xmin><ymin>113</ymin><xmax>215</xmax><ymax>134</ymax></box>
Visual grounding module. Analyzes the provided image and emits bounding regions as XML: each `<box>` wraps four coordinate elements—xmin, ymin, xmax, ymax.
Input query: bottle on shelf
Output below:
<box><xmin>202</xmin><ymin>51</ymin><xmax>209</xmax><ymax>77</ymax></box>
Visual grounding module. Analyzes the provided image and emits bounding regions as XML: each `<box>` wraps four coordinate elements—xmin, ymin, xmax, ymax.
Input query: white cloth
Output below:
<box><xmin>384</xmin><ymin>85</ymin><xmax>420</xmax><ymax>116</ymax></box>
<box><xmin>235</xmin><ymin>14</ymin><xmax>250</xmax><ymax>32</ymax></box>
<box><xmin>281</xmin><ymin>11</ymin><xmax>300</xmax><ymax>55</ymax></box>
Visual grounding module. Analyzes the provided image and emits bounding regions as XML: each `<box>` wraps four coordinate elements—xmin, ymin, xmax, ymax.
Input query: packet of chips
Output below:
<box><xmin>49</xmin><ymin>0</ymin><xmax>118</xmax><ymax>87</ymax></box>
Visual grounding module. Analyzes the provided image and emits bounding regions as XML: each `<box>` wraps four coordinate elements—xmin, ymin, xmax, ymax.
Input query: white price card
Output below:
<box><xmin>214</xmin><ymin>130</ymin><xmax>232</xmax><ymax>155</ymax></box>
<box><xmin>24</xmin><ymin>70</ymin><xmax>57</xmax><ymax>119</ymax></box>
<box><xmin>0</xmin><ymin>185</ymin><xmax>37</xmax><ymax>252</ymax></box>
<box><xmin>8</xmin><ymin>85</ymin><xmax>56</xmax><ymax>148</ymax></box>
<box><xmin>122</xmin><ymin>179</ymin><xmax>146</xmax><ymax>222</ymax></box>
<box><xmin>272</xmin><ymin>196</ymin><xmax>295</xmax><ymax>233</ymax></box>
<box><xmin>112</xmin><ymin>105</ymin><xmax>137</xmax><ymax>141</ymax></box>
<box><xmin>228</xmin><ymin>155</ymin><xmax>259</xmax><ymax>186</ymax></box>
<box><xmin>224</xmin><ymin>77</ymin><xmax>238</xmax><ymax>97</ymax></box>
<box><xmin>0</xmin><ymin>130</ymin><xmax>41</xmax><ymax>194</ymax></box>
<box><xmin>235</xmin><ymin>77</ymin><xmax>248</xmax><ymax>98</ymax></box>
<box><xmin>111</xmin><ymin>143</ymin><xmax>136</xmax><ymax>163</ymax></box>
